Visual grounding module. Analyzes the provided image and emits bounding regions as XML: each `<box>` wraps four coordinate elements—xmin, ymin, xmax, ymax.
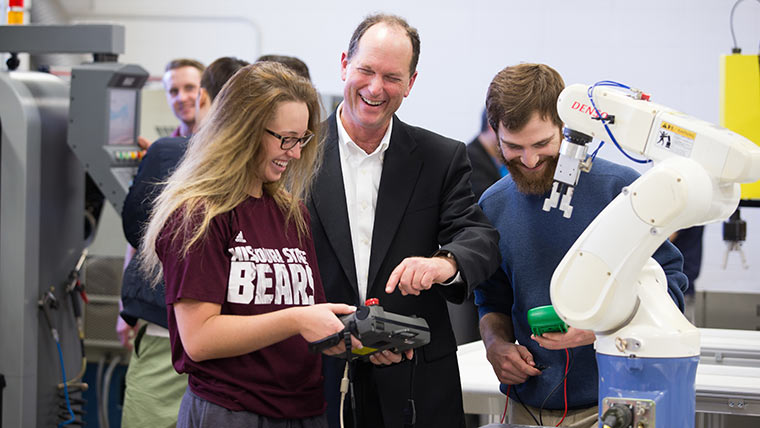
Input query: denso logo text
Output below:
<box><xmin>570</xmin><ymin>101</ymin><xmax>609</xmax><ymax>119</ymax></box>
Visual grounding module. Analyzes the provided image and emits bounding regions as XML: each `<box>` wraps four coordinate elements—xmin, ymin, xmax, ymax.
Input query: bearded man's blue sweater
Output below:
<box><xmin>475</xmin><ymin>157</ymin><xmax>687</xmax><ymax>410</ymax></box>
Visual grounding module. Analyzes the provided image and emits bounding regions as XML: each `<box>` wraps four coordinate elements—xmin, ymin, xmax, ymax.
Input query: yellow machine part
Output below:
<box><xmin>720</xmin><ymin>54</ymin><xmax>760</xmax><ymax>201</ymax></box>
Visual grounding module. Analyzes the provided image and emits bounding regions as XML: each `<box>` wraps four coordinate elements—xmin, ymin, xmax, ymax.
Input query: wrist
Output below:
<box><xmin>286</xmin><ymin>306</ymin><xmax>308</xmax><ymax>336</ymax></box>
<box><xmin>483</xmin><ymin>330</ymin><xmax>510</xmax><ymax>348</ymax></box>
<box><xmin>432</xmin><ymin>250</ymin><xmax>458</xmax><ymax>283</ymax></box>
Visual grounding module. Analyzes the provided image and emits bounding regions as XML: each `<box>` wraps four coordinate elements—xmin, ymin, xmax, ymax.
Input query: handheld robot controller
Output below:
<box><xmin>308</xmin><ymin>301</ymin><xmax>430</xmax><ymax>361</ymax></box>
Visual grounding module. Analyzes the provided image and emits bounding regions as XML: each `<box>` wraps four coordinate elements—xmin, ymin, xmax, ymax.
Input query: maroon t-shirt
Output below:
<box><xmin>156</xmin><ymin>195</ymin><xmax>326</xmax><ymax>418</ymax></box>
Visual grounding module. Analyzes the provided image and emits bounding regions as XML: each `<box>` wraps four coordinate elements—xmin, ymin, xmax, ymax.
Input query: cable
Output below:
<box><xmin>38</xmin><ymin>260</ymin><xmax>89</xmax><ymax>427</ymax></box>
<box><xmin>502</xmin><ymin>348</ymin><xmax>573</xmax><ymax>426</ymax></box>
<box><xmin>56</xmin><ymin>341</ymin><xmax>76</xmax><ymax>427</ymax></box>
<box><xmin>586</xmin><ymin>81</ymin><xmax>652</xmax><ymax>165</ymax></box>
<box><xmin>101</xmin><ymin>355</ymin><xmax>122</xmax><ymax>428</ymax></box>
<box><xmin>39</xmin><ymin>250</ymin><xmax>90</xmax><ymax>427</ymax></box>
<box><xmin>38</xmin><ymin>289</ymin><xmax>80</xmax><ymax>427</ymax></box>
<box><xmin>730</xmin><ymin>0</ymin><xmax>742</xmax><ymax>51</ymax></box>
<box><xmin>729</xmin><ymin>0</ymin><xmax>760</xmax><ymax>53</ymax></box>
<box><xmin>339</xmin><ymin>362</ymin><xmax>350</xmax><ymax>428</ymax></box>
<box><xmin>348</xmin><ymin>362</ymin><xmax>357</xmax><ymax>428</ymax></box>
<box><xmin>500</xmin><ymin>384</ymin><xmax>511</xmax><ymax>424</ymax></box>
<box><xmin>555</xmin><ymin>349</ymin><xmax>571</xmax><ymax>427</ymax></box>
<box><xmin>57</xmin><ymin>385</ymin><xmax>86</xmax><ymax>427</ymax></box>
<box><xmin>538</xmin><ymin>348</ymin><xmax>574</xmax><ymax>426</ymax></box>
<box><xmin>403</xmin><ymin>353</ymin><xmax>417</xmax><ymax>428</ymax></box>
<box><xmin>511</xmin><ymin>387</ymin><xmax>540</xmax><ymax>426</ymax></box>
<box><xmin>60</xmin><ymin>265</ymin><xmax>89</xmax><ymax>392</ymax></box>
<box><xmin>339</xmin><ymin>329</ymin><xmax>357</xmax><ymax>428</ymax></box>
<box><xmin>589</xmin><ymin>141</ymin><xmax>605</xmax><ymax>161</ymax></box>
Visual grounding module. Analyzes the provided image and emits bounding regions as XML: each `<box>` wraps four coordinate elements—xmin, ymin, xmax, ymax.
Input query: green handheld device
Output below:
<box><xmin>527</xmin><ymin>305</ymin><xmax>568</xmax><ymax>336</ymax></box>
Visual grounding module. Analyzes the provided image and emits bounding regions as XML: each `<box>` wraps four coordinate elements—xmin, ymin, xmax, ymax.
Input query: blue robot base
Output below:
<box><xmin>597</xmin><ymin>353</ymin><xmax>699</xmax><ymax>427</ymax></box>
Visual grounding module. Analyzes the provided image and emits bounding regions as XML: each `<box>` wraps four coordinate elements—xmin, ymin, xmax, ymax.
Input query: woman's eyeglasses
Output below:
<box><xmin>265</xmin><ymin>129</ymin><xmax>314</xmax><ymax>150</ymax></box>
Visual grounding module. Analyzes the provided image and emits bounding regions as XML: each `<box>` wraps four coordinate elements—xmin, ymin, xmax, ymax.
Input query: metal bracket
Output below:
<box><xmin>697</xmin><ymin>392</ymin><xmax>760</xmax><ymax>416</ymax></box>
<box><xmin>615</xmin><ymin>336</ymin><xmax>643</xmax><ymax>353</ymax></box>
<box><xmin>603</xmin><ymin>397</ymin><xmax>656</xmax><ymax>427</ymax></box>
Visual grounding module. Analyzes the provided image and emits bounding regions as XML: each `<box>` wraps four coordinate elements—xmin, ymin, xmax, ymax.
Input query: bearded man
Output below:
<box><xmin>474</xmin><ymin>63</ymin><xmax>687</xmax><ymax>427</ymax></box>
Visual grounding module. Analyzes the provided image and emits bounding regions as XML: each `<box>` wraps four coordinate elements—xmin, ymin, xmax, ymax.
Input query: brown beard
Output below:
<box><xmin>505</xmin><ymin>154</ymin><xmax>559</xmax><ymax>195</ymax></box>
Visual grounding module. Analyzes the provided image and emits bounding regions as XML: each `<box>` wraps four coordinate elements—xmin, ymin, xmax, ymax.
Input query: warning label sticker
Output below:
<box><xmin>655</xmin><ymin>121</ymin><xmax>695</xmax><ymax>157</ymax></box>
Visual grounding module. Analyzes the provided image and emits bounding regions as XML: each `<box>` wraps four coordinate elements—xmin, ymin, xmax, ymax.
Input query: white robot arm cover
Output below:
<box><xmin>549</xmin><ymin>84</ymin><xmax>760</xmax><ymax>357</ymax></box>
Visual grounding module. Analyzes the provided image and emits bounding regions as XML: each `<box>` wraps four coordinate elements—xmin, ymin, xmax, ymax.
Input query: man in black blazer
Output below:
<box><xmin>308</xmin><ymin>14</ymin><xmax>500</xmax><ymax>428</ymax></box>
<box><xmin>467</xmin><ymin>109</ymin><xmax>506</xmax><ymax>201</ymax></box>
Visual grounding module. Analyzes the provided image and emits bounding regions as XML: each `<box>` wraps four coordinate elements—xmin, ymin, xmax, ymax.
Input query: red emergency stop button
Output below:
<box><xmin>364</xmin><ymin>298</ymin><xmax>379</xmax><ymax>306</ymax></box>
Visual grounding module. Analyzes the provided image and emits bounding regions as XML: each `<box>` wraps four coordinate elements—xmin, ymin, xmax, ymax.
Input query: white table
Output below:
<box><xmin>458</xmin><ymin>329</ymin><xmax>760</xmax><ymax>419</ymax></box>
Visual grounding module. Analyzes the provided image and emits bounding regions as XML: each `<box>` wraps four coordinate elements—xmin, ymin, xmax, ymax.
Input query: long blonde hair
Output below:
<box><xmin>140</xmin><ymin>62</ymin><xmax>322</xmax><ymax>283</ymax></box>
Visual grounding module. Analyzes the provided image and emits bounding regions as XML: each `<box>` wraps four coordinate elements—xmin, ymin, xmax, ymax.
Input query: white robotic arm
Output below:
<box><xmin>548</xmin><ymin>83</ymin><xmax>760</xmax><ymax>358</ymax></box>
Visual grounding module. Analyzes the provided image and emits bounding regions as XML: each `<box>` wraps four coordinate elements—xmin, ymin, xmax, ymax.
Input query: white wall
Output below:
<box><xmin>61</xmin><ymin>0</ymin><xmax>760</xmax><ymax>138</ymax></box>
<box><xmin>61</xmin><ymin>0</ymin><xmax>760</xmax><ymax>293</ymax></box>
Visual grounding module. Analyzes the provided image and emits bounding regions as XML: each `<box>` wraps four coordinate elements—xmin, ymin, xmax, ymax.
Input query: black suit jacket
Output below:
<box><xmin>120</xmin><ymin>137</ymin><xmax>187</xmax><ymax>327</ymax></box>
<box><xmin>122</xmin><ymin>137</ymin><xmax>188</xmax><ymax>248</ymax></box>
<box><xmin>308</xmin><ymin>113</ymin><xmax>500</xmax><ymax>428</ymax></box>
<box><xmin>466</xmin><ymin>136</ymin><xmax>503</xmax><ymax>200</ymax></box>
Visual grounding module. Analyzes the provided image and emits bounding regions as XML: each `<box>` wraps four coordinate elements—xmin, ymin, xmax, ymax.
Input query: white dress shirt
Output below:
<box><xmin>336</xmin><ymin>103</ymin><xmax>392</xmax><ymax>303</ymax></box>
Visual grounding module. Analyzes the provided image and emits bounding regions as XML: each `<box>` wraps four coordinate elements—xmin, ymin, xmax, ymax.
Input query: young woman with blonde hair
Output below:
<box><xmin>141</xmin><ymin>61</ymin><xmax>355</xmax><ymax>428</ymax></box>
